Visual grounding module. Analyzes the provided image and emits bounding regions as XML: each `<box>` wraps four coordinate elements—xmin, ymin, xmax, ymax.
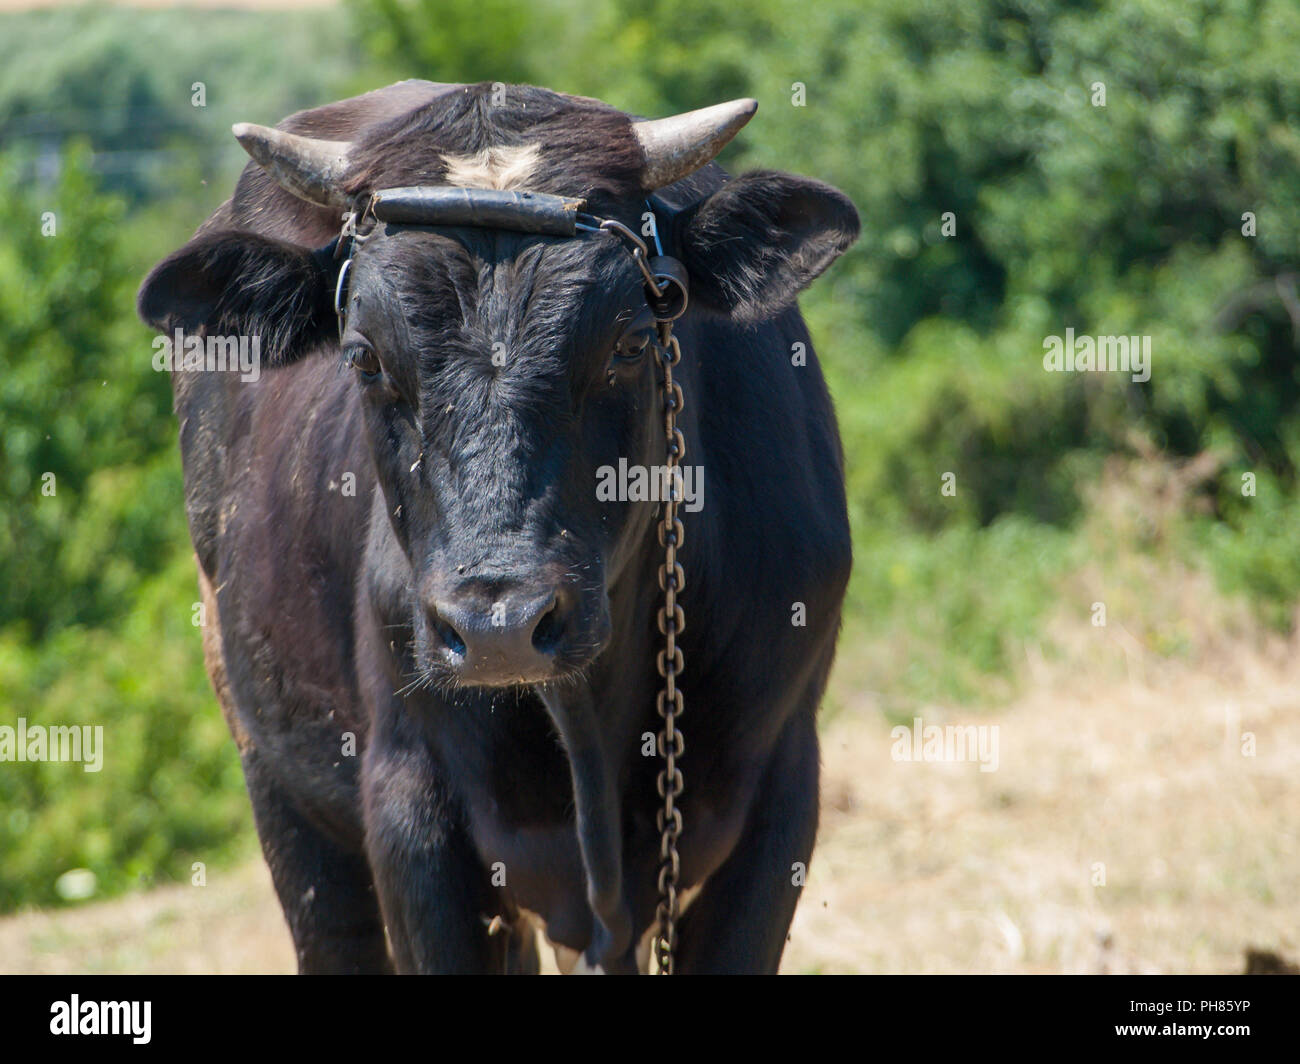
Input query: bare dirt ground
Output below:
<box><xmin>2</xmin><ymin>623</ymin><xmax>1296</xmax><ymax>975</ymax></box>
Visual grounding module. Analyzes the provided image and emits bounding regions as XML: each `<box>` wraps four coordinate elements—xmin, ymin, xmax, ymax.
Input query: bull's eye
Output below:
<box><xmin>346</xmin><ymin>344</ymin><xmax>382</xmax><ymax>381</ymax></box>
<box><xmin>607</xmin><ymin>306</ymin><xmax>657</xmax><ymax>386</ymax></box>
<box><xmin>612</xmin><ymin>327</ymin><xmax>654</xmax><ymax>365</ymax></box>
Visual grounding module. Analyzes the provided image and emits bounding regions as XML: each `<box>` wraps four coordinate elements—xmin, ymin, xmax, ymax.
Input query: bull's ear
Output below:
<box><xmin>676</xmin><ymin>170</ymin><xmax>859</xmax><ymax>323</ymax></box>
<box><xmin>137</xmin><ymin>230</ymin><xmax>338</xmax><ymax>362</ymax></box>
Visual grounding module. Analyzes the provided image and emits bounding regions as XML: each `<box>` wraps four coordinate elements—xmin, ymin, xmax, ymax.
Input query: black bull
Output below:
<box><xmin>137</xmin><ymin>80</ymin><xmax>860</xmax><ymax>974</ymax></box>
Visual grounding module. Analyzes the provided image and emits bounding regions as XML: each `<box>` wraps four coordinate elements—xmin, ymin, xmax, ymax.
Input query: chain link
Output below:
<box><xmin>653</xmin><ymin>325</ymin><xmax>685</xmax><ymax>974</ymax></box>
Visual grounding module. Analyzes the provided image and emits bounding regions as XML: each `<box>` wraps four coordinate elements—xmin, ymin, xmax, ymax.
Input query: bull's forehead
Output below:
<box><xmin>342</xmin><ymin>85</ymin><xmax>646</xmax><ymax>206</ymax></box>
<box><xmin>349</xmin><ymin>227</ymin><xmax>645</xmax><ymax>380</ymax></box>
<box><xmin>359</xmin><ymin>224</ymin><xmax>636</xmax><ymax>309</ymax></box>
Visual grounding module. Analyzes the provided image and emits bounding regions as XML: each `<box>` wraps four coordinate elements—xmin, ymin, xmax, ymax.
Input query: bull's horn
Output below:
<box><xmin>632</xmin><ymin>98</ymin><xmax>758</xmax><ymax>190</ymax></box>
<box><xmin>232</xmin><ymin>123</ymin><xmax>353</xmax><ymax>209</ymax></box>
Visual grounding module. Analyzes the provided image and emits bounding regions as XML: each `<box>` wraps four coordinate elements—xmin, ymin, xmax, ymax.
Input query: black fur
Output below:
<box><xmin>137</xmin><ymin>80</ymin><xmax>858</xmax><ymax>974</ymax></box>
<box><xmin>138</xmin><ymin>231</ymin><xmax>338</xmax><ymax>361</ymax></box>
<box><xmin>677</xmin><ymin>169</ymin><xmax>861</xmax><ymax>321</ymax></box>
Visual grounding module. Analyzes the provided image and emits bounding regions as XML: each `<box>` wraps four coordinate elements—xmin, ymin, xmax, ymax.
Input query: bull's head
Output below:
<box><xmin>139</xmin><ymin>84</ymin><xmax>859</xmax><ymax>690</ymax></box>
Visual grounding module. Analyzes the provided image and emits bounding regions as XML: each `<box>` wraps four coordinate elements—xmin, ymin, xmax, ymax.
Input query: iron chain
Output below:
<box><xmin>653</xmin><ymin>324</ymin><xmax>685</xmax><ymax>974</ymax></box>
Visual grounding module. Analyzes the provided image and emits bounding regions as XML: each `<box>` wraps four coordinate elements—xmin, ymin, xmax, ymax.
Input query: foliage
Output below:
<box><xmin>0</xmin><ymin>554</ymin><xmax>249</xmax><ymax>912</ymax></box>
<box><xmin>0</xmin><ymin>3</ymin><xmax>365</xmax><ymax>202</ymax></box>
<box><xmin>0</xmin><ymin>148</ymin><xmax>249</xmax><ymax>909</ymax></box>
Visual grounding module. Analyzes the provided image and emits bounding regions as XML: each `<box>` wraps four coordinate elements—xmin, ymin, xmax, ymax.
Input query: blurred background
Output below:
<box><xmin>0</xmin><ymin>0</ymin><xmax>1297</xmax><ymax>973</ymax></box>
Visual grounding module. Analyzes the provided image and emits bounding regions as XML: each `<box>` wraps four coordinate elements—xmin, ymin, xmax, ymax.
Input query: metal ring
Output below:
<box><xmin>333</xmin><ymin>258</ymin><xmax>353</xmax><ymax>339</ymax></box>
<box><xmin>598</xmin><ymin>218</ymin><xmax>650</xmax><ymax>259</ymax></box>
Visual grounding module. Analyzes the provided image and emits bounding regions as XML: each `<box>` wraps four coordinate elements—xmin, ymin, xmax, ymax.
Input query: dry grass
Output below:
<box><xmin>3</xmin><ymin>619</ymin><xmax>1296</xmax><ymax>974</ymax></box>
<box><xmin>786</xmin><ymin>632</ymin><xmax>1300</xmax><ymax>973</ymax></box>
<box><xmin>0</xmin><ymin>856</ymin><xmax>294</xmax><ymax>974</ymax></box>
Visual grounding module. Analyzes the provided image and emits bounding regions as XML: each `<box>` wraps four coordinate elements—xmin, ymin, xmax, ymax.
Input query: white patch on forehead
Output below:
<box><xmin>441</xmin><ymin>143</ymin><xmax>542</xmax><ymax>191</ymax></box>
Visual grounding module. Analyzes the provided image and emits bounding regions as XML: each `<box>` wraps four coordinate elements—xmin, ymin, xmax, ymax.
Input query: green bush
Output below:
<box><xmin>0</xmin><ymin>146</ymin><xmax>183</xmax><ymax>639</ymax></box>
<box><xmin>0</xmin><ymin>553</ymin><xmax>248</xmax><ymax>912</ymax></box>
<box><xmin>0</xmin><ymin>146</ymin><xmax>251</xmax><ymax>910</ymax></box>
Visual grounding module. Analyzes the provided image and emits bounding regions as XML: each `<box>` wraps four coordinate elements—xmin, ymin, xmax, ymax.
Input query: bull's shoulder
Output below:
<box><xmin>685</xmin><ymin>308</ymin><xmax>850</xmax><ymax>613</ymax></box>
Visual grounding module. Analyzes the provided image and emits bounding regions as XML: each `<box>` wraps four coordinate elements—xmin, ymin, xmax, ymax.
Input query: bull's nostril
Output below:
<box><xmin>435</xmin><ymin>615</ymin><xmax>467</xmax><ymax>657</ymax></box>
<box><xmin>531</xmin><ymin>600</ymin><xmax>564</xmax><ymax>654</ymax></box>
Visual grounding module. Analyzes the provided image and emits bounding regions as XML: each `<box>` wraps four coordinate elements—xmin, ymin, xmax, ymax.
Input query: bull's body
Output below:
<box><xmin>148</xmin><ymin>80</ymin><xmax>855</xmax><ymax>973</ymax></box>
